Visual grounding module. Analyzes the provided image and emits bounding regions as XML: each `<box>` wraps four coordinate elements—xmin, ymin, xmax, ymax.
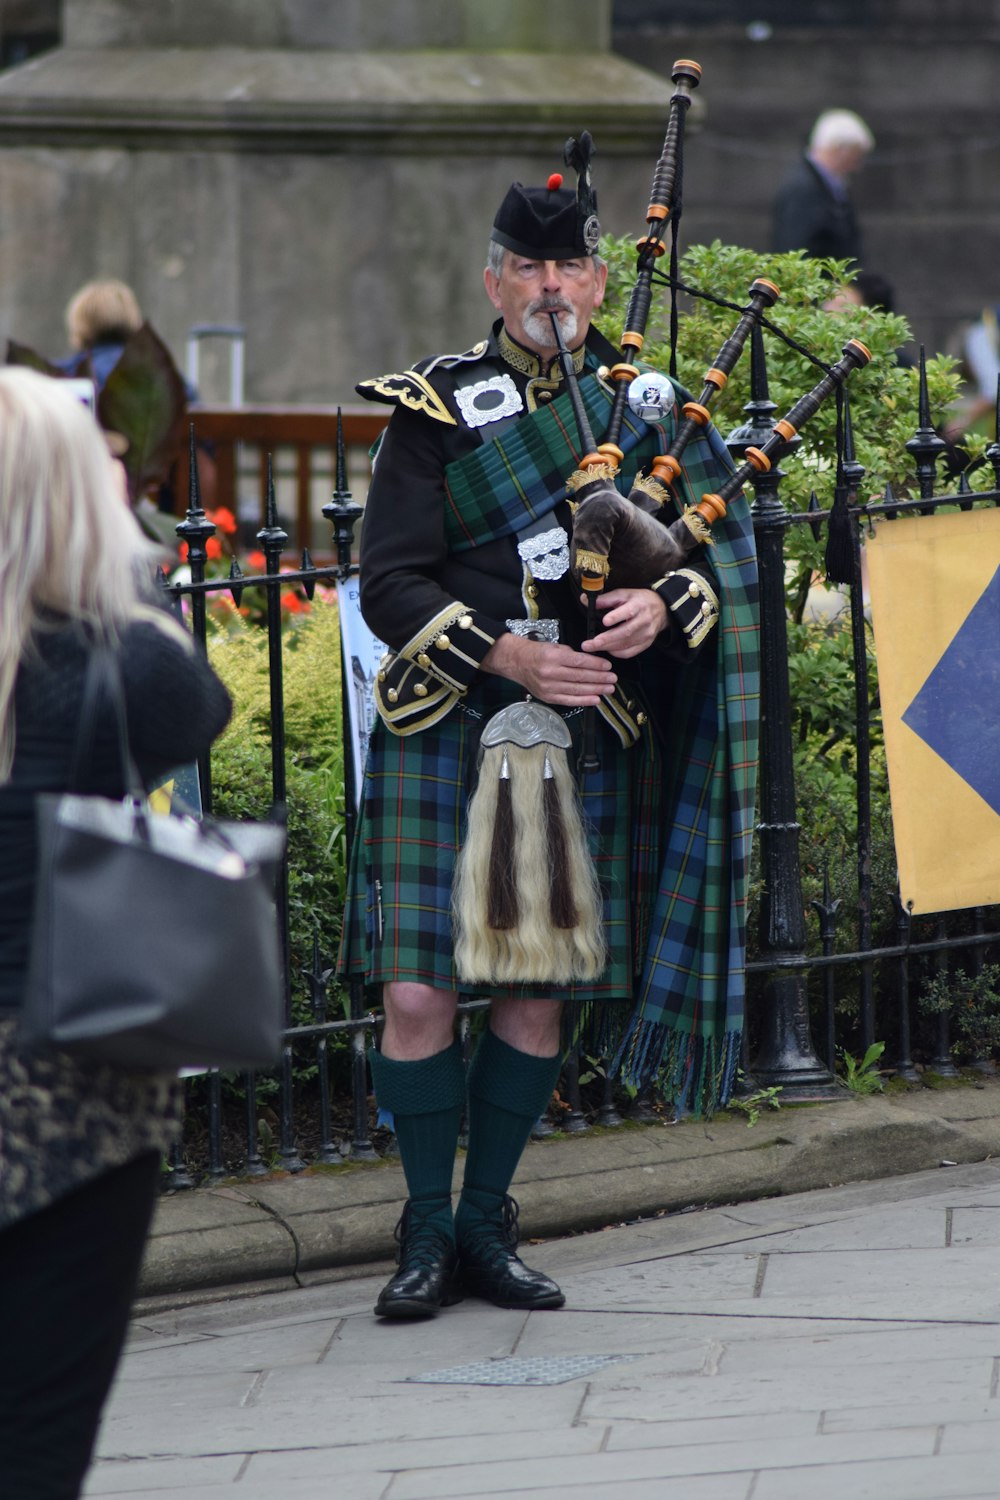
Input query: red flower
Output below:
<box><xmin>207</xmin><ymin>506</ymin><xmax>238</xmax><ymax>535</ymax></box>
<box><xmin>280</xmin><ymin>590</ymin><xmax>304</xmax><ymax>614</ymax></box>
<box><xmin>247</xmin><ymin>550</ymin><xmax>267</xmax><ymax>572</ymax></box>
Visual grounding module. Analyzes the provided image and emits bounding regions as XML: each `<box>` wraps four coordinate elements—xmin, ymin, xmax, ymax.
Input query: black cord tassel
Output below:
<box><xmin>543</xmin><ymin>760</ymin><xmax>577</xmax><ymax>929</ymax></box>
<box><xmin>487</xmin><ymin>752</ymin><xmax>518</xmax><ymax>930</ymax></box>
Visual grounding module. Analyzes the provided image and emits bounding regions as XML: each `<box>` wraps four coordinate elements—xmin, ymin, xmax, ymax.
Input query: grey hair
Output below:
<box><xmin>485</xmin><ymin>239</ymin><xmax>606</xmax><ymax>277</ymax></box>
<box><xmin>809</xmin><ymin>109</ymin><xmax>874</xmax><ymax>155</ymax></box>
<box><xmin>0</xmin><ymin>366</ymin><xmax>188</xmax><ymax>781</ymax></box>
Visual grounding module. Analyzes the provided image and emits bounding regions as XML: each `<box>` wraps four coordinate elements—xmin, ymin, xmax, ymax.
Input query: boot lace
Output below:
<box><xmin>394</xmin><ymin>1201</ymin><xmax>454</xmax><ymax>1270</ymax></box>
<box><xmin>459</xmin><ymin>1193</ymin><xmax>521</xmax><ymax>1258</ymax></box>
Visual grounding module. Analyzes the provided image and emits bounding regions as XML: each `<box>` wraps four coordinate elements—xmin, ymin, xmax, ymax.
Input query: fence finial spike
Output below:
<box><xmin>917</xmin><ymin>344</ymin><xmax>931</xmax><ymax>429</ymax></box>
<box><xmin>807</xmin><ymin>490</ymin><xmax>822</xmax><ymax>542</ymax></box>
<box><xmin>335</xmin><ymin>407</ymin><xmax>348</xmax><ymax>499</ymax></box>
<box><xmin>187</xmin><ymin>420</ymin><xmax>202</xmax><ymax>513</ymax></box>
<box><xmin>265</xmin><ymin>452</ymin><xmax>277</xmax><ymax>527</ymax></box>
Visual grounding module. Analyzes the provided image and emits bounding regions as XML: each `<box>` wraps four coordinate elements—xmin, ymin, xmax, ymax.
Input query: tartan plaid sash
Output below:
<box><xmin>443</xmin><ymin>374</ymin><xmax>666</xmax><ymax>550</ymax></box>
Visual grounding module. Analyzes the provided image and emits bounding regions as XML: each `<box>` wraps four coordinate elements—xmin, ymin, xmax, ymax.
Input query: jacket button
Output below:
<box><xmin>436</xmin><ymin>634</ymin><xmax>451</xmax><ymax>650</ymax></box>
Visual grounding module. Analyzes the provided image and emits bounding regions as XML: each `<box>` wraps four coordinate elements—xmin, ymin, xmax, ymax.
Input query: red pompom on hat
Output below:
<box><xmin>547</xmin><ymin>173</ymin><xmax>563</xmax><ymax>191</ymax></box>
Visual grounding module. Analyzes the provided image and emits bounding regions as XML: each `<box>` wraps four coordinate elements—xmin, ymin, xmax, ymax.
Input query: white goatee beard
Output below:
<box><xmin>522</xmin><ymin>306</ymin><xmax>578</xmax><ymax>349</ymax></box>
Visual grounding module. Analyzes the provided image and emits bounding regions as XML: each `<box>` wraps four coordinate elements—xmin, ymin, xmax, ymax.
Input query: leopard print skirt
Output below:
<box><xmin>0</xmin><ymin>1019</ymin><xmax>182</xmax><ymax>1231</ymax></box>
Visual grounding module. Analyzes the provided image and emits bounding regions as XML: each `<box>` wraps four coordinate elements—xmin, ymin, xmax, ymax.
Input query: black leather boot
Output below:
<box><xmin>374</xmin><ymin>1201</ymin><xmax>463</xmax><ymax>1320</ymax></box>
<box><xmin>456</xmin><ymin>1194</ymin><xmax>565</xmax><ymax>1310</ymax></box>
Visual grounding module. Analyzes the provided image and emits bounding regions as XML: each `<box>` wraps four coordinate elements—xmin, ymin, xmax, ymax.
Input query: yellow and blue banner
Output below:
<box><xmin>866</xmin><ymin>507</ymin><xmax>1000</xmax><ymax>914</ymax></box>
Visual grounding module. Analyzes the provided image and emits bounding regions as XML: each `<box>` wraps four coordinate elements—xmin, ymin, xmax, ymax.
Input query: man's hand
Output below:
<box><xmin>581</xmin><ymin>587</ymin><xmax>668</xmax><ymax>659</ymax></box>
<box><xmin>481</xmin><ymin>632</ymin><xmax>616</xmax><ymax>706</ymax></box>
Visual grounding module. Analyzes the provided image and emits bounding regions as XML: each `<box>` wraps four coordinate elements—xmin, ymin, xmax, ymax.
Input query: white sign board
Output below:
<box><xmin>336</xmin><ymin>577</ymin><xmax>386</xmax><ymax>811</ymax></box>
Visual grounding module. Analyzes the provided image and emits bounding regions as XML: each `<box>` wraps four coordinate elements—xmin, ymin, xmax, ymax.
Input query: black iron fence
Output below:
<box><xmin>163</xmin><ymin>344</ymin><xmax>1000</xmax><ymax>1183</ymax></box>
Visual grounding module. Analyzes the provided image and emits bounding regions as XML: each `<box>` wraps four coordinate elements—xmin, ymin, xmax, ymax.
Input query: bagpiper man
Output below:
<box><xmin>339</xmin><ymin>146</ymin><xmax>760</xmax><ymax>1319</ymax></box>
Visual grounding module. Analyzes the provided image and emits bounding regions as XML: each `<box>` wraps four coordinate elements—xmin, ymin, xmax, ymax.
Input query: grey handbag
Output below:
<box><xmin>18</xmin><ymin>645</ymin><xmax>286</xmax><ymax>1070</ymax></box>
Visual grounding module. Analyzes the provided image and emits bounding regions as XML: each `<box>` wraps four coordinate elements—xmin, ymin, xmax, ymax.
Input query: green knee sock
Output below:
<box><xmin>369</xmin><ymin>1040</ymin><xmax>466</xmax><ymax>1240</ymax></box>
<box><xmin>456</xmin><ymin>1029</ymin><xmax>562</xmax><ymax>1240</ymax></box>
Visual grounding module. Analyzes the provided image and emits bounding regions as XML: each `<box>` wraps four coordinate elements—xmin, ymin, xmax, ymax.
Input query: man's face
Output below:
<box><xmin>828</xmin><ymin>142</ymin><xmax>868</xmax><ymax>178</ymax></box>
<box><xmin>484</xmin><ymin>252</ymin><xmax>608</xmax><ymax>358</ymax></box>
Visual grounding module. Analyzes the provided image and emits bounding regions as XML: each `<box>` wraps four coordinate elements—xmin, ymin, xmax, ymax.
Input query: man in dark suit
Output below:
<box><xmin>772</xmin><ymin>108</ymin><xmax>874</xmax><ymax>266</ymax></box>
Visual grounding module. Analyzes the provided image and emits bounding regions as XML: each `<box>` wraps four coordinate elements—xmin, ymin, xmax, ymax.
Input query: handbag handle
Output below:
<box><xmin>70</xmin><ymin>641</ymin><xmax>148</xmax><ymax>810</ymax></box>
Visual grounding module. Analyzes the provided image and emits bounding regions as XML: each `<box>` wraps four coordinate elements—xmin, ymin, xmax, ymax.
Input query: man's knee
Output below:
<box><xmin>489</xmin><ymin>997</ymin><xmax>563</xmax><ymax>1057</ymax></box>
<box><xmin>381</xmin><ymin>982</ymin><xmax>458</xmax><ymax>1059</ymax></box>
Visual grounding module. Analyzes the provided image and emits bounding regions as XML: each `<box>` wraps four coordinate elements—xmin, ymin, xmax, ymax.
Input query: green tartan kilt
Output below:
<box><xmin>339</xmin><ymin>679</ymin><xmax>663</xmax><ymax>1002</ymax></box>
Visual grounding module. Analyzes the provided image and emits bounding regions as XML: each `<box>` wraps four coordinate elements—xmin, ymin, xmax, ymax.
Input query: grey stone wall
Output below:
<box><xmin>612</xmin><ymin>13</ymin><xmax>1000</xmax><ymax>360</ymax></box>
<box><xmin>63</xmin><ymin>0</ymin><xmax>610</xmax><ymax>52</ymax></box>
<box><xmin>0</xmin><ymin>0</ymin><xmax>666</xmax><ymax>402</ymax></box>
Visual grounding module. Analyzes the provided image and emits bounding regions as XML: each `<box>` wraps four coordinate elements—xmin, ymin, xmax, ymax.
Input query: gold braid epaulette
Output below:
<box><xmin>356</xmin><ymin>370</ymin><xmax>457</xmax><ymax>426</ymax></box>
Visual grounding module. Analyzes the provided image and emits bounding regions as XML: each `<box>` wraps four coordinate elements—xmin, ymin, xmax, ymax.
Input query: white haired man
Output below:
<box><xmin>772</xmin><ymin>108</ymin><xmax>875</xmax><ymax>266</ymax></box>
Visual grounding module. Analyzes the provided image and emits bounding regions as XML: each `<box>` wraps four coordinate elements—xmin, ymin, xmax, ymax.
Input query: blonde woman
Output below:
<box><xmin>0</xmin><ymin>368</ymin><xmax>231</xmax><ymax>1497</ymax></box>
<box><xmin>59</xmin><ymin>277</ymin><xmax>144</xmax><ymax>390</ymax></box>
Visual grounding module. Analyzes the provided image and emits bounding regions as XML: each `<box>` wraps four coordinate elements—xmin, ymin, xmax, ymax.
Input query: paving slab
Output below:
<box><xmin>80</xmin><ymin>1158</ymin><xmax>1000</xmax><ymax>1500</ymax></box>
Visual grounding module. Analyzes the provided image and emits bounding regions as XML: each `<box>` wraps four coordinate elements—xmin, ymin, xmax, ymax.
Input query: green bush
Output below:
<box><xmin>206</xmin><ymin>600</ymin><xmax>348</xmax><ymax>1025</ymax></box>
<box><xmin>919</xmin><ymin>964</ymin><xmax>1000</xmax><ymax>1064</ymax></box>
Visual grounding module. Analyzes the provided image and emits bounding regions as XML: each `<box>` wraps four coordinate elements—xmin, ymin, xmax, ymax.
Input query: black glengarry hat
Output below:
<box><xmin>492</xmin><ymin>132</ymin><xmax>601</xmax><ymax>259</ymax></box>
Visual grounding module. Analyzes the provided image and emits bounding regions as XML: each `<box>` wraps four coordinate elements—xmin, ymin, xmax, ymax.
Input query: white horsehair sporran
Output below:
<box><xmin>451</xmin><ymin>699</ymin><xmax>606</xmax><ymax>985</ymax></box>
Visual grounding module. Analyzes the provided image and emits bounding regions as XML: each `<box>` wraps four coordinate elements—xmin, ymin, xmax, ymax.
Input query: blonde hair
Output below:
<box><xmin>0</xmin><ymin>367</ymin><xmax>185</xmax><ymax>781</ymax></box>
<box><xmin>65</xmin><ymin>278</ymin><xmax>143</xmax><ymax>352</ymax></box>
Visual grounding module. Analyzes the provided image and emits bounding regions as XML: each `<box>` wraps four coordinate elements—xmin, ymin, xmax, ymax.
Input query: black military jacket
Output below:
<box><xmin>356</xmin><ymin>321</ymin><xmax>719</xmax><ymax>737</ymax></box>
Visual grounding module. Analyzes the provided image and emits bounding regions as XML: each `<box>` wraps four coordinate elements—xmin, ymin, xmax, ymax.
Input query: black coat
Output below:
<box><xmin>771</xmin><ymin>157</ymin><xmax>863</xmax><ymax>265</ymax></box>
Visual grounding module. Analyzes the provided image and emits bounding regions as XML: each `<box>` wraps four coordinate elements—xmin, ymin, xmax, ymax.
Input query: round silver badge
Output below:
<box><xmin>626</xmin><ymin>371</ymin><xmax>676</xmax><ymax>425</ymax></box>
<box><xmin>583</xmin><ymin>214</ymin><xmax>602</xmax><ymax>252</ymax></box>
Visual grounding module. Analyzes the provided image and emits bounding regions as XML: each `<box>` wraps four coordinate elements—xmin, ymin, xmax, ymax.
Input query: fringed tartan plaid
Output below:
<box><xmin>610</xmin><ymin>419</ymin><xmax>760</xmax><ymax>1116</ymax></box>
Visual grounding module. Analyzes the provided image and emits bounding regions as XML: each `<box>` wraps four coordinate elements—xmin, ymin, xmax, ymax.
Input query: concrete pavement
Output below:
<box><xmin>88</xmin><ymin>1154</ymin><xmax>1000</xmax><ymax>1499</ymax></box>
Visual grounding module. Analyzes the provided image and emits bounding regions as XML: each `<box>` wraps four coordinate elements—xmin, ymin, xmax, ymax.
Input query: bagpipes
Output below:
<box><xmin>453</xmin><ymin>60</ymin><xmax>871</xmax><ymax>987</ymax></box>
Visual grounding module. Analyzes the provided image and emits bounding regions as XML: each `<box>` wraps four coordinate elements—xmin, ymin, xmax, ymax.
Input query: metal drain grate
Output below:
<box><xmin>408</xmin><ymin>1354</ymin><xmax>638</xmax><ymax>1386</ymax></box>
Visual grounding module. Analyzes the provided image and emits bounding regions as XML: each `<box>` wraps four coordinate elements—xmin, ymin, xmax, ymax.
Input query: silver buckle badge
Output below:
<box><xmin>455</xmin><ymin>373</ymin><xmax>524</xmax><ymax>428</ymax></box>
<box><xmin>505</xmin><ymin>618</ymin><xmax>560</xmax><ymax>643</ymax></box>
<box><xmin>517</xmin><ymin>524</ymin><xmax>570</xmax><ymax>581</ymax></box>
